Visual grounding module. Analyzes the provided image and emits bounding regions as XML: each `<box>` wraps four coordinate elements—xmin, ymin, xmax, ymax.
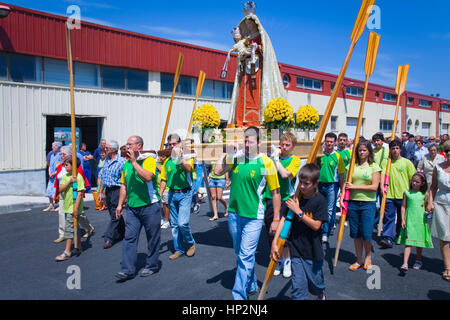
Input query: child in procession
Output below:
<box><xmin>398</xmin><ymin>172</ymin><xmax>434</xmax><ymax>271</ymax></box>
<box><xmin>271</xmin><ymin>164</ymin><xmax>328</xmax><ymax>300</ymax></box>
<box><xmin>55</xmin><ymin>158</ymin><xmax>85</xmax><ymax>261</ymax></box>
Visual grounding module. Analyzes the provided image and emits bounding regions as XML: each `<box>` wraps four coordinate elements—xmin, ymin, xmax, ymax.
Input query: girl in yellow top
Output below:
<box><xmin>340</xmin><ymin>140</ymin><xmax>381</xmax><ymax>271</ymax></box>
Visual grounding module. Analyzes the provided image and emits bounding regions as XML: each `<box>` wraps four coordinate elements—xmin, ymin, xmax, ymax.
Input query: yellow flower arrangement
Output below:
<box><xmin>296</xmin><ymin>105</ymin><xmax>319</xmax><ymax>130</ymax></box>
<box><xmin>263</xmin><ymin>98</ymin><xmax>294</xmax><ymax>129</ymax></box>
<box><xmin>193</xmin><ymin>104</ymin><xmax>221</xmax><ymax>129</ymax></box>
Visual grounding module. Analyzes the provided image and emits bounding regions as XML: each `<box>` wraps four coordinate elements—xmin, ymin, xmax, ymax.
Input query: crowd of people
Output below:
<box><xmin>44</xmin><ymin>130</ymin><xmax>450</xmax><ymax>299</ymax></box>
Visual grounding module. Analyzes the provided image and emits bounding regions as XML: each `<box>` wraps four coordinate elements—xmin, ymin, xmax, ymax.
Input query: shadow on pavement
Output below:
<box><xmin>206</xmin><ymin>268</ymin><xmax>236</xmax><ymax>291</ymax></box>
<box><xmin>382</xmin><ymin>253</ymin><xmax>443</xmax><ymax>276</ymax></box>
<box><xmin>192</xmin><ymin>221</ymin><xmax>233</xmax><ymax>249</ymax></box>
<box><xmin>427</xmin><ymin>289</ymin><xmax>450</xmax><ymax>300</ymax></box>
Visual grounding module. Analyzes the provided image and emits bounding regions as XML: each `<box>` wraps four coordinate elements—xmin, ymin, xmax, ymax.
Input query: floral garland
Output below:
<box><xmin>295</xmin><ymin>105</ymin><xmax>319</xmax><ymax>130</ymax></box>
<box><xmin>193</xmin><ymin>104</ymin><xmax>221</xmax><ymax>129</ymax></box>
<box><xmin>263</xmin><ymin>98</ymin><xmax>294</xmax><ymax>130</ymax></box>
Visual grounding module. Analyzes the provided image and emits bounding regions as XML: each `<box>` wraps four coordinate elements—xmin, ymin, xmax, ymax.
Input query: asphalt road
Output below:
<box><xmin>0</xmin><ymin>198</ymin><xmax>448</xmax><ymax>300</ymax></box>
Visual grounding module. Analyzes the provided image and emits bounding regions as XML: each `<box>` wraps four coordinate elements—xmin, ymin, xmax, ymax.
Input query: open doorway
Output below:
<box><xmin>46</xmin><ymin>115</ymin><xmax>104</xmax><ymax>187</ymax></box>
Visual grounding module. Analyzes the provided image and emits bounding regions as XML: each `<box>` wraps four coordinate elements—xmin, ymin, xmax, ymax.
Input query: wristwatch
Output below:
<box><xmin>297</xmin><ymin>210</ymin><xmax>303</xmax><ymax>219</ymax></box>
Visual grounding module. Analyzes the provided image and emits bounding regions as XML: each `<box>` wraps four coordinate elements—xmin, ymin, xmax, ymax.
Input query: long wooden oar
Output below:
<box><xmin>160</xmin><ymin>53</ymin><xmax>184</xmax><ymax>150</ymax></box>
<box><xmin>186</xmin><ymin>70</ymin><xmax>206</xmax><ymax>138</ymax></box>
<box><xmin>334</xmin><ymin>31</ymin><xmax>380</xmax><ymax>267</ymax></box>
<box><xmin>65</xmin><ymin>23</ymin><xmax>79</xmax><ymax>249</ymax></box>
<box><xmin>377</xmin><ymin>64</ymin><xmax>409</xmax><ymax>236</ymax></box>
<box><xmin>258</xmin><ymin>0</ymin><xmax>377</xmax><ymax>300</ymax></box>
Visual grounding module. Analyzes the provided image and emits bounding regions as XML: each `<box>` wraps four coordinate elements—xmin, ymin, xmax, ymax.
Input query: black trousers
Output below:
<box><xmin>104</xmin><ymin>186</ymin><xmax>125</xmax><ymax>243</ymax></box>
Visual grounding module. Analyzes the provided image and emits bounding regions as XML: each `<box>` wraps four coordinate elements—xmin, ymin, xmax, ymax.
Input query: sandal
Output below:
<box><xmin>413</xmin><ymin>261</ymin><xmax>422</xmax><ymax>270</ymax></box>
<box><xmin>400</xmin><ymin>264</ymin><xmax>408</xmax><ymax>271</ymax></box>
<box><xmin>363</xmin><ymin>261</ymin><xmax>373</xmax><ymax>270</ymax></box>
<box><xmin>443</xmin><ymin>270</ymin><xmax>450</xmax><ymax>282</ymax></box>
<box><xmin>349</xmin><ymin>262</ymin><xmax>362</xmax><ymax>271</ymax></box>
<box><xmin>55</xmin><ymin>251</ymin><xmax>71</xmax><ymax>261</ymax></box>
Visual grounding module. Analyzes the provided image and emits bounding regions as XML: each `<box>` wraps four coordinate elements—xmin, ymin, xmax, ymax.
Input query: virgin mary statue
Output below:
<box><xmin>222</xmin><ymin>1</ymin><xmax>286</xmax><ymax>127</ymax></box>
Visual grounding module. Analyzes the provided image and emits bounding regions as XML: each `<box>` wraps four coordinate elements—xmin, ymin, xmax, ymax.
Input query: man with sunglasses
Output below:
<box><xmin>159</xmin><ymin>133</ymin><xmax>196</xmax><ymax>260</ymax></box>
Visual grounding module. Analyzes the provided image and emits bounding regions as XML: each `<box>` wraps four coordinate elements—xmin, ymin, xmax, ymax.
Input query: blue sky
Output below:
<box><xmin>4</xmin><ymin>0</ymin><xmax>450</xmax><ymax>98</ymax></box>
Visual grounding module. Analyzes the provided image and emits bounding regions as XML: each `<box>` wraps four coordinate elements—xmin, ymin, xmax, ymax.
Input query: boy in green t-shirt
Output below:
<box><xmin>379</xmin><ymin>139</ymin><xmax>416</xmax><ymax>248</ymax></box>
<box><xmin>55</xmin><ymin>158</ymin><xmax>85</xmax><ymax>261</ymax></box>
<box><xmin>264</xmin><ymin>132</ymin><xmax>301</xmax><ymax>278</ymax></box>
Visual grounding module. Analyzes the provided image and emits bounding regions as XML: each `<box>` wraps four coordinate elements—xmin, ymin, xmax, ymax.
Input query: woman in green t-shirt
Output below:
<box><xmin>340</xmin><ymin>140</ymin><xmax>381</xmax><ymax>271</ymax></box>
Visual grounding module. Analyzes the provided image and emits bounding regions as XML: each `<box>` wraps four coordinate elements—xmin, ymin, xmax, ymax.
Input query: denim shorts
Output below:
<box><xmin>208</xmin><ymin>178</ymin><xmax>226</xmax><ymax>189</ymax></box>
<box><xmin>347</xmin><ymin>200</ymin><xmax>376</xmax><ymax>242</ymax></box>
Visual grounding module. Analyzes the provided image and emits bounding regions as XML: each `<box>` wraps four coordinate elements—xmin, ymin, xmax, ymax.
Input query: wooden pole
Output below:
<box><xmin>65</xmin><ymin>24</ymin><xmax>79</xmax><ymax>249</ymax></box>
<box><xmin>258</xmin><ymin>0</ymin><xmax>377</xmax><ymax>300</ymax></box>
<box><xmin>186</xmin><ymin>71</ymin><xmax>206</xmax><ymax>138</ymax></box>
<box><xmin>160</xmin><ymin>53</ymin><xmax>184</xmax><ymax>150</ymax></box>
<box><xmin>334</xmin><ymin>31</ymin><xmax>380</xmax><ymax>267</ymax></box>
<box><xmin>377</xmin><ymin>64</ymin><xmax>409</xmax><ymax>236</ymax></box>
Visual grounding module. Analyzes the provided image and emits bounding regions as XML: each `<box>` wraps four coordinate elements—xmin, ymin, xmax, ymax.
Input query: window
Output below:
<box><xmin>102</xmin><ymin>66</ymin><xmax>125</xmax><ymax>90</ymax></box>
<box><xmin>127</xmin><ymin>69</ymin><xmax>148</xmax><ymax>92</ymax></box>
<box><xmin>9</xmin><ymin>53</ymin><xmax>42</xmax><ymax>83</ymax></box>
<box><xmin>442</xmin><ymin>124</ymin><xmax>449</xmax><ymax>135</ymax></box>
<box><xmin>383</xmin><ymin>93</ymin><xmax>396</xmax><ymax>102</ymax></box>
<box><xmin>346</xmin><ymin>117</ymin><xmax>363</xmax><ymax>139</ymax></box>
<box><xmin>215</xmin><ymin>81</ymin><xmax>233</xmax><ymax>99</ymax></box>
<box><xmin>75</xmin><ymin>62</ymin><xmax>100</xmax><ymax>88</ymax></box>
<box><xmin>421</xmin><ymin>122</ymin><xmax>430</xmax><ymax>137</ymax></box>
<box><xmin>408</xmin><ymin>97</ymin><xmax>414</xmax><ymax>105</ymax></box>
<box><xmin>330</xmin><ymin>116</ymin><xmax>337</xmax><ymax>131</ymax></box>
<box><xmin>419</xmin><ymin>99</ymin><xmax>431</xmax><ymax>107</ymax></box>
<box><xmin>161</xmin><ymin>73</ymin><xmax>233</xmax><ymax>100</ymax></box>
<box><xmin>380</xmin><ymin>119</ymin><xmax>393</xmax><ymax>132</ymax></box>
<box><xmin>296</xmin><ymin>76</ymin><xmax>322</xmax><ymax>91</ymax></box>
<box><xmin>44</xmin><ymin>58</ymin><xmax>69</xmax><ymax>86</ymax></box>
<box><xmin>0</xmin><ymin>52</ymin><xmax>7</xmax><ymax>79</ymax></box>
<box><xmin>201</xmin><ymin>79</ymin><xmax>215</xmax><ymax>98</ymax></box>
<box><xmin>346</xmin><ymin>86</ymin><xmax>363</xmax><ymax>97</ymax></box>
<box><xmin>283</xmin><ymin>74</ymin><xmax>291</xmax><ymax>88</ymax></box>
<box><xmin>442</xmin><ymin>104</ymin><xmax>449</xmax><ymax>111</ymax></box>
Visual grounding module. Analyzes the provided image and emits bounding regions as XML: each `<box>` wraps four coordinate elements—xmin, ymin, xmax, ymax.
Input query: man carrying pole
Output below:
<box><xmin>334</xmin><ymin>31</ymin><xmax>381</xmax><ymax>267</ymax></box>
<box><xmin>377</xmin><ymin>65</ymin><xmax>412</xmax><ymax>244</ymax></box>
<box><xmin>258</xmin><ymin>0</ymin><xmax>377</xmax><ymax>300</ymax></box>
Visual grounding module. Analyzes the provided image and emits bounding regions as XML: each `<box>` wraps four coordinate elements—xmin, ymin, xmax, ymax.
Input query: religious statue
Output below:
<box><xmin>221</xmin><ymin>1</ymin><xmax>286</xmax><ymax>127</ymax></box>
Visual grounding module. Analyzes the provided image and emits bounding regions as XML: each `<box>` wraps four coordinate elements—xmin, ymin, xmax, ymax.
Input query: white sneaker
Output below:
<box><xmin>322</xmin><ymin>235</ymin><xmax>328</xmax><ymax>243</ymax></box>
<box><xmin>283</xmin><ymin>258</ymin><xmax>292</xmax><ymax>278</ymax></box>
<box><xmin>161</xmin><ymin>221</ymin><xmax>170</xmax><ymax>229</ymax></box>
<box><xmin>274</xmin><ymin>261</ymin><xmax>282</xmax><ymax>276</ymax></box>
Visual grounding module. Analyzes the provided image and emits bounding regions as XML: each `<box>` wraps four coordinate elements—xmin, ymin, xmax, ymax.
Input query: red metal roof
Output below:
<box><xmin>0</xmin><ymin>2</ymin><xmax>448</xmax><ymax>108</ymax></box>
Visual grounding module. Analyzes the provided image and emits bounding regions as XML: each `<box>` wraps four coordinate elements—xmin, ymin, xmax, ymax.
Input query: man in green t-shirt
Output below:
<box><xmin>379</xmin><ymin>139</ymin><xmax>416</xmax><ymax>248</ymax></box>
<box><xmin>318</xmin><ymin>132</ymin><xmax>345</xmax><ymax>243</ymax></box>
<box><xmin>264</xmin><ymin>131</ymin><xmax>301</xmax><ymax>278</ymax></box>
<box><xmin>215</xmin><ymin>127</ymin><xmax>281</xmax><ymax>300</ymax></box>
<box><xmin>115</xmin><ymin>135</ymin><xmax>161</xmax><ymax>282</ymax></box>
<box><xmin>371</xmin><ymin>132</ymin><xmax>389</xmax><ymax>227</ymax></box>
<box><xmin>159</xmin><ymin>134</ymin><xmax>196</xmax><ymax>261</ymax></box>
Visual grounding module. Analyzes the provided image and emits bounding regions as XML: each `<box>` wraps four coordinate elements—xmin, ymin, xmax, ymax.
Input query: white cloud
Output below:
<box><xmin>63</xmin><ymin>0</ymin><xmax>119</xmax><ymax>10</ymax></box>
<box><xmin>142</xmin><ymin>25</ymin><xmax>214</xmax><ymax>39</ymax></box>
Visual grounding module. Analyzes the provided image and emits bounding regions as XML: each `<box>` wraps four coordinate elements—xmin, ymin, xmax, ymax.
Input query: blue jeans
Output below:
<box><xmin>347</xmin><ymin>200</ymin><xmax>376</xmax><ymax>242</ymax></box>
<box><xmin>291</xmin><ymin>257</ymin><xmax>325</xmax><ymax>300</ymax></box>
<box><xmin>169</xmin><ymin>189</ymin><xmax>195</xmax><ymax>254</ymax></box>
<box><xmin>192</xmin><ymin>163</ymin><xmax>205</xmax><ymax>204</ymax></box>
<box><xmin>319</xmin><ymin>182</ymin><xmax>338</xmax><ymax>237</ymax></box>
<box><xmin>382</xmin><ymin>198</ymin><xmax>403</xmax><ymax>242</ymax></box>
<box><xmin>121</xmin><ymin>202</ymin><xmax>161</xmax><ymax>275</ymax></box>
<box><xmin>228</xmin><ymin>212</ymin><xmax>263</xmax><ymax>300</ymax></box>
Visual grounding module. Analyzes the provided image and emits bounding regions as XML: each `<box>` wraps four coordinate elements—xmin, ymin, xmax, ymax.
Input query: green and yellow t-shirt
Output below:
<box><xmin>121</xmin><ymin>156</ymin><xmax>160</xmax><ymax>208</ymax></box>
<box><xmin>381</xmin><ymin>157</ymin><xmax>416</xmax><ymax>199</ymax></box>
<box><xmin>228</xmin><ymin>154</ymin><xmax>280</xmax><ymax>219</ymax></box>
<box><xmin>156</xmin><ymin>161</ymin><xmax>170</xmax><ymax>193</ymax></box>
<box><xmin>319</xmin><ymin>151</ymin><xmax>345</xmax><ymax>183</ymax></box>
<box><xmin>349</xmin><ymin>162</ymin><xmax>382</xmax><ymax>202</ymax></box>
<box><xmin>160</xmin><ymin>157</ymin><xmax>195</xmax><ymax>190</ymax></box>
<box><xmin>62</xmin><ymin>173</ymin><xmax>85</xmax><ymax>214</ymax></box>
<box><xmin>264</xmin><ymin>155</ymin><xmax>301</xmax><ymax>201</ymax></box>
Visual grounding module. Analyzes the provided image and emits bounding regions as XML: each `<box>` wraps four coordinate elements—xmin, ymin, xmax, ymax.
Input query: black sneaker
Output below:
<box><xmin>115</xmin><ymin>272</ymin><xmax>134</xmax><ymax>282</ymax></box>
<box><xmin>379</xmin><ymin>238</ymin><xmax>393</xmax><ymax>248</ymax></box>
